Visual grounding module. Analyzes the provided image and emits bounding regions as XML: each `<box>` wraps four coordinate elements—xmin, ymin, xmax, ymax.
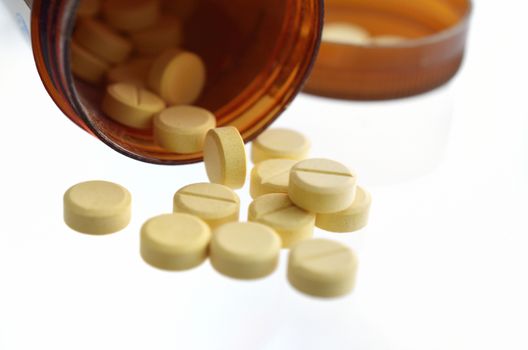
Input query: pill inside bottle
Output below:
<box><xmin>49</xmin><ymin>0</ymin><xmax>323</xmax><ymax>164</ymax></box>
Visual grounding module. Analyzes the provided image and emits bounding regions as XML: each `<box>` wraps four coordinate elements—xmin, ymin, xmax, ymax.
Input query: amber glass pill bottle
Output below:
<box><xmin>3</xmin><ymin>0</ymin><xmax>323</xmax><ymax>164</ymax></box>
<box><xmin>305</xmin><ymin>0</ymin><xmax>472</xmax><ymax>100</ymax></box>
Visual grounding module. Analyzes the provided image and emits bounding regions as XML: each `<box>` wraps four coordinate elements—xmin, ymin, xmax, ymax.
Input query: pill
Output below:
<box><xmin>101</xmin><ymin>83</ymin><xmax>166</xmax><ymax>129</ymax></box>
<box><xmin>106</xmin><ymin>58</ymin><xmax>153</xmax><ymax>87</ymax></box>
<box><xmin>74</xmin><ymin>18</ymin><xmax>132</xmax><ymax>64</ymax></box>
<box><xmin>322</xmin><ymin>23</ymin><xmax>371</xmax><ymax>45</ymax></box>
<box><xmin>63</xmin><ymin>180</ymin><xmax>131</xmax><ymax>235</ymax></box>
<box><xmin>372</xmin><ymin>35</ymin><xmax>407</xmax><ymax>45</ymax></box>
<box><xmin>102</xmin><ymin>0</ymin><xmax>160</xmax><ymax>33</ymax></box>
<box><xmin>203</xmin><ymin>127</ymin><xmax>247</xmax><ymax>189</ymax></box>
<box><xmin>153</xmin><ymin>106</ymin><xmax>216</xmax><ymax>153</ymax></box>
<box><xmin>210</xmin><ymin>222</ymin><xmax>281</xmax><ymax>279</ymax></box>
<box><xmin>316</xmin><ymin>186</ymin><xmax>372</xmax><ymax>233</ymax></box>
<box><xmin>148</xmin><ymin>49</ymin><xmax>206</xmax><ymax>106</ymax></box>
<box><xmin>250</xmin><ymin>158</ymin><xmax>297</xmax><ymax>199</ymax></box>
<box><xmin>248</xmin><ymin>193</ymin><xmax>315</xmax><ymax>248</ymax></box>
<box><xmin>173</xmin><ymin>182</ymin><xmax>240</xmax><ymax>229</ymax></box>
<box><xmin>288</xmin><ymin>239</ymin><xmax>358</xmax><ymax>298</ymax></box>
<box><xmin>163</xmin><ymin>0</ymin><xmax>197</xmax><ymax>20</ymax></box>
<box><xmin>140</xmin><ymin>213</ymin><xmax>211</xmax><ymax>271</ymax></box>
<box><xmin>251</xmin><ymin>128</ymin><xmax>310</xmax><ymax>164</ymax></box>
<box><xmin>289</xmin><ymin>158</ymin><xmax>357</xmax><ymax>213</ymax></box>
<box><xmin>76</xmin><ymin>0</ymin><xmax>100</xmax><ymax>17</ymax></box>
<box><xmin>131</xmin><ymin>15</ymin><xmax>183</xmax><ymax>57</ymax></box>
<box><xmin>70</xmin><ymin>41</ymin><xmax>110</xmax><ymax>84</ymax></box>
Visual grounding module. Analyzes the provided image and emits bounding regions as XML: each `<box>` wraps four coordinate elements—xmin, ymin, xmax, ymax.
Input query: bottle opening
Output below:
<box><xmin>31</xmin><ymin>0</ymin><xmax>323</xmax><ymax>164</ymax></box>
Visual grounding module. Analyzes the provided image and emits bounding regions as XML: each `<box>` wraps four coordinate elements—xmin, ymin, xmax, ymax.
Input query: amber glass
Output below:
<box><xmin>304</xmin><ymin>0</ymin><xmax>472</xmax><ymax>100</ymax></box>
<box><xmin>30</xmin><ymin>0</ymin><xmax>323</xmax><ymax>164</ymax></box>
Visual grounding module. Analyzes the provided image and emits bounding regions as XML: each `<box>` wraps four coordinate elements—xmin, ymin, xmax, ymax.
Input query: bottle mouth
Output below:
<box><xmin>31</xmin><ymin>0</ymin><xmax>323</xmax><ymax>165</ymax></box>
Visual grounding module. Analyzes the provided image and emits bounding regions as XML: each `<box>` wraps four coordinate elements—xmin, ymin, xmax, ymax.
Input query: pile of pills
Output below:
<box><xmin>64</xmin><ymin>126</ymin><xmax>371</xmax><ymax>298</ymax></box>
<box><xmin>71</xmin><ymin>0</ymin><xmax>211</xmax><ymax>154</ymax></box>
<box><xmin>65</xmin><ymin>0</ymin><xmax>372</xmax><ymax>299</ymax></box>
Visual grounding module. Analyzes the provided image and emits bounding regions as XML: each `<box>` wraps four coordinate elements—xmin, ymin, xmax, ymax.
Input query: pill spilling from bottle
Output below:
<box><xmin>63</xmin><ymin>126</ymin><xmax>372</xmax><ymax>299</ymax></box>
<box><xmin>63</xmin><ymin>0</ymin><xmax>371</xmax><ymax>299</ymax></box>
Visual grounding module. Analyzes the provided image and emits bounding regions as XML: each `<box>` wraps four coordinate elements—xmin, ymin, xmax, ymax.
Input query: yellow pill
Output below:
<box><xmin>106</xmin><ymin>58</ymin><xmax>153</xmax><ymax>87</ymax></box>
<box><xmin>154</xmin><ymin>106</ymin><xmax>216</xmax><ymax>154</ymax></box>
<box><xmin>289</xmin><ymin>158</ymin><xmax>357</xmax><ymax>213</ymax></box>
<box><xmin>131</xmin><ymin>15</ymin><xmax>183</xmax><ymax>56</ymax></box>
<box><xmin>76</xmin><ymin>0</ymin><xmax>100</xmax><ymax>18</ymax></box>
<box><xmin>63</xmin><ymin>180</ymin><xmax>131</xmax><ymax>235</ymax></box>
<box><xmin>101</xmin><ymin>83</ymin><xmax>166</xmax><ymax>129</ymax></box>
<box><xmin>250</xmin><ymin>158</ymin><xmax>297</xmax><ymax>199</ymax></box>
<box><xmin>288</xmin><ymin>239</ymin><xmax>358</xmax><ymax>298</ymax></box>
<box><xmin>316</xmin><ymin>186</ymin><xmax>372</xmax><ymax>233</ymax></box>
<box><xmin>248</xmin><ymin>193</ymin><xmax>315</xmax><ymax>248</ymax></box>
<box><xmin>70</xmin><ymin>41</ymin><xmax>110</xmax><ymax>85</ymax></box>
<box><xmin>173</xmin><ymin>183</ymin><xmax>240</xmax><ymax>229</ymax></box>
<box><xmin>203</xmin><ymin>127</ymin><xmax>247</xmax><ymax>189</ymax></box>
<box><xmin>163</xmin><ymin>0</ymin><xmax>197</xmax><ymax>20</ymax></box>
<box><xmin>140</xmin><ymin>213</ymin><xmax>211</xmax><ymax>271</ymax></box>
<box><xmin>322</xmin><ymin>23</ymin><xmax>371</xmax><ymax>45</ymax></box>
<box><xmin>251</xmin><ymin>128</ymin><xmax>310</xmax><ymax>164</ymax></box>
<box><xmin>102</xmin><ymin>0</ymin><xmax>160</xmax><ymax>33</ymax></box>
<box><xmin>210</xmin><ymin>222</ymin><xmax>281</xmax><ymax>280</ymax></box>
<box><xmin>74</xmin><ymin>18</ymin><xmax>132</xmax><ymax>64</ymax></box>
<box><xmin>148</xmin><ymin>49</ymin><xmax>206</xmax><ymax>106</ymax></box>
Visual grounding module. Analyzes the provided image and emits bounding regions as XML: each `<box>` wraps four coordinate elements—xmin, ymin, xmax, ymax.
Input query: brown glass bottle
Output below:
<box><xmin>9</xmin><ymin>0</ymin><xmax>323</xmax><ymax>164</ymax></box>
<box><xmin>304</xmin><ymin>0</ymin><xmax>472</xmax><ymax>100</ymax></box>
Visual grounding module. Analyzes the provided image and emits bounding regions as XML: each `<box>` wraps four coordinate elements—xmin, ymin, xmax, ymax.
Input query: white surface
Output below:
<box><xmin>1</xmin><ymin>1</ymin><xmax>527</xmax><ymax>349</ymax></box>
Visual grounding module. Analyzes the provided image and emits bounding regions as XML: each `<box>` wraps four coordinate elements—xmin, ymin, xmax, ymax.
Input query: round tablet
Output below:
<box><xmin>102</xmin><ymin>83</ymin><xmax>166</xmax><ymax>129</ymax></box>
<box><xmin>63</xmin><ymin>180</ymin><xmax>131</xmax><ymax>235</ymax></box>
<box><xmin>154</xmin><ymin>106</ymin><xmax>216</xmax><ymax>153</ymax></box>
<box><xmin>103</xmin><ymin>0</ymin><xmax>160</xmax><ymax>33</ymax></box>
<box><xmin>316</xmin><ymin>186</ymin><xmax>372</xmax><ymax>233</ymax></box>
<box><xmin>148</xmin><ymin>49</ymin><xmax>206</xmax><ymax>106</ymax></box>
<box><xmin>288</xmin><ymin>239</ymin><xmax>358</xmax><ymax>298</ymax></box>
<box><xmin>289</xmin><ymin>158</ymin><xmax>357</xmax><ymax>213</ymax></box>
<box><xmin>140</xmin><ymin>213</ymin><xmax>211</xmax><ymax>271</ymax></box>
<box><xmin>203</xmin><ymin>127</ymin><xmax>247</xmax><ymax>189</ymax></box>
<box><xmin>131</xmin><ymin>15</ymin><xmax>183</xmax><ymax>56</ymax></box>
<box><xmin>71</xmin><ymin>41</ymin><xmax>110</xmax><ymax>85</ymax></box>
<box><xmin>248</xmin><ymin>193</ymin><xmax>315</xmax><ymax>248</ymax></box>
<box><xmin>173</xmin><ymin>183</ymin><xmax>240</xmax><ymax>229</ymax></box>
<box><xmin>74</xmin><ymin>18</ymin><xmax>132</xmax><ymax>64</ymax></box>
<box><xmin>250</xmin><ymin>158</ymin><xmax>297</xmax><ymax>199</ymax></box>
<box><xmin>210</xmin><ymin>222</ymin><xmax>281</xmax><ymax>279</ymax></box>
<box><xmin>251</xmin><ymin>128</ymin><xmax>310</xmax><ymax>164</ymax></box>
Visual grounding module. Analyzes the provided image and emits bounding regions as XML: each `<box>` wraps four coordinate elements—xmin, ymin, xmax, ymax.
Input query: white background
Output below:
<box><xmin>0</xmin><ymin>1</ymin><xmax>527</xmax><ymax>349</ymax></box>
